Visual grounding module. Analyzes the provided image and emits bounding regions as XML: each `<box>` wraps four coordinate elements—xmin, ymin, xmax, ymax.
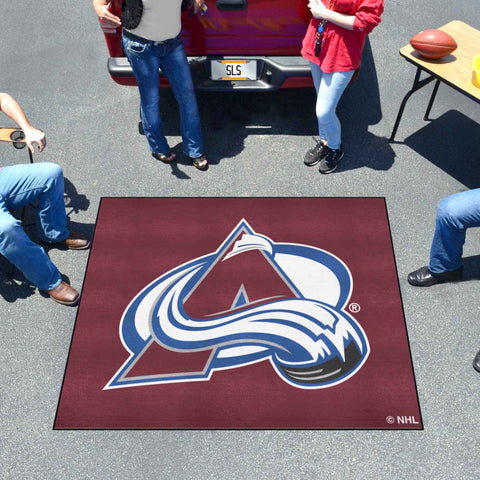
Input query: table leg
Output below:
<box><xmin>424</xmin><ymin>79</ymin><xmax>441</xmax><ymax>121</ymax></box>
<box><xmin>389</xmin><ymin>68</ymin><xmax>437</xmax><ymax>142</ymax></box>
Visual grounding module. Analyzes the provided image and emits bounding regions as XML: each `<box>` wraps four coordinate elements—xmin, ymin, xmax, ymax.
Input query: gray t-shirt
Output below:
<box><xmin>127</xmin><ymin>0</ymin><xmax>183</xmax><ymax>42</ymax></box>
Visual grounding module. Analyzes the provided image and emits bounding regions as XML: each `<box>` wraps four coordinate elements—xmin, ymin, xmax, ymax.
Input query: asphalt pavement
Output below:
<box><xmin>0</xmin><ymin>1</ymin><xmax>479</xmax><ymax>479</ymax></box>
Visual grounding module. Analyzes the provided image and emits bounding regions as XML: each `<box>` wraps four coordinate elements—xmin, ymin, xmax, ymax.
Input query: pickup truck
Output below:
<box><xmin>99</xmin><ymin>0</ymin><xmax>313</xmax><ymax>91</ymax></box>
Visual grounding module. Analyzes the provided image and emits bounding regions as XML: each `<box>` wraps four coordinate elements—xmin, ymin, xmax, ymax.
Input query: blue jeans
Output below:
<box><xmin>0</xmin><ymin>163</ymin><xmax>69</xmax><ymax>290</ymax></box>
<box><xmin>429</xmin><ymin>189</ymin><xmax>480</xmax><ymax>273</ymax></box>
<box><xmin>310</xmin><ymin>63</ymin><xmax>354</xmax><ymax>150</ymax></box>
<box><xmin>122</xmin><ymin>33</ymin><xmax>204</xmax><ymax>158</ymax></box>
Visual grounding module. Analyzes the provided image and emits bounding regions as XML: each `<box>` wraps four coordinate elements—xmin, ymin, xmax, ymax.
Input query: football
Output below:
<box><xmin>410</xmin><ymin>29</ymin><xmax>457</xmax><ymax>59</ymax></box>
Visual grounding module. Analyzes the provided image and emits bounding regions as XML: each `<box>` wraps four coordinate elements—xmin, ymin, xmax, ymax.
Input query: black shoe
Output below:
<box><xmin>473</xmin><ymin>350</ymin><xmax>480</xmax><ymax>373</ymax></box>
<box><xmin>304</xmin><ymin>140</ymin><xmax>327</xmax><ymax>166</ymax></box>
<box><xmin>407</xmin><ymin>265</ymin><xmax>463</xmax><ymax>287</ymax></box>
<box><xmin>319</xmin><ymin>145</ymin><xmax>344</xmax><ymax>174</ymax></box>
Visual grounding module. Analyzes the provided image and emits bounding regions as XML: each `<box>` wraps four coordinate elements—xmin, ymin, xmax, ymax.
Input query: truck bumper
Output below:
<box><xmin>108</xmin><ymin>56</ymin><xmax>313</xmax><ymax>91</ymax></box>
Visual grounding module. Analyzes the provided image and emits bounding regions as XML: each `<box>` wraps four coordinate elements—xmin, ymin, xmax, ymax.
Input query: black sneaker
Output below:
<box><xmin>304</xmin><ymin>140</ymin><xmax>327</xmax><ymax>166</ymax></box>
<box><xmin>318</xmin><ymin>145</ymin><xmax>344</xmax><ymax>174</ymax></box>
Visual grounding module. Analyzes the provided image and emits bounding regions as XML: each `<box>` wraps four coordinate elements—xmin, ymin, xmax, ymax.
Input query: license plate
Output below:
<box><xmin>211</xmin><ymin>60</ymin><xmax>257</xmax><ymax>81</ymax></box>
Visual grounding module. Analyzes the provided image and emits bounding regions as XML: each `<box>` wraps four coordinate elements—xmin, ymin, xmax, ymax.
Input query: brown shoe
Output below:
<box><xmin>186</xmin><ymin>154</ymin><xmax>208</xmax><ymax>170</ymax></box>
<box><xmin>152</xmin><ymin>151</ymin><xmax>176</xmax><ymax>163</ymax></box>
<box><xmin>57</xmin><ymin>232</ymin><xmax>90</xmax><ymax>250</ymax></box>
<box><xmin>47</xmin><ymin>281</ymin><xmax>80</xmax><ymax>306</ymax></box>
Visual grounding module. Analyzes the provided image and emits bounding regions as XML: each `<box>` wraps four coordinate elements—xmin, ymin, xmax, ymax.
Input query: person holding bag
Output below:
<box><xmin>93</xmin><ymin>0</ymin><xmax>208</xmax><ymax>170</ymax></box>
<box><xmin>302</xmin><ymin>0</ymin><xmax>383</xmax><ymax>174</ymax></box>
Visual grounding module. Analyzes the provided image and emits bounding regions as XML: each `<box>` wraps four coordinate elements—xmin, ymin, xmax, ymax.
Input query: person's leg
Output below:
<box><xmin>315</xmin><ymin>69</ymin><xmax>354</xmax><ymax>150</ymax></box>
<box><xmin>0</xmin><ymin>202</ymin><xmax>61</xmax><ymax>291</ymax></box>
<box><xmin>310</xmin><ymin>62</ymin><xmax>327</xmax><ymax>142</ymax></box>
<box><xmin>122</xmin><ymin>36</ymin><xmax>171</xmax><ymax>155</ymax></box>
<box><xmin>429</xmin><ymin>189</ymin><xmax>480</xmax><ymax>273</ymax></box>
<box><xmin>304</xmin><ymin>63</ymin><xmax>328</xmax><ymax>166</ymax></box>
<box><xmin>0</xmin><ymin>163</ymin><xmax>69</xmax><ymax>243</ymax></box>
<box><xmin>160</xmin><ymin>36</ymin><xmax>204</xmax><ymax>159</ymax></box>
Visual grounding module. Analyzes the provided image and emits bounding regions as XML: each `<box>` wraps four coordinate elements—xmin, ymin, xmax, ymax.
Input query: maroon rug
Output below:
<box><xmin>55</xmin><ymin>198</ymin><xmax>422</xmax><ymax>429</ymax></box>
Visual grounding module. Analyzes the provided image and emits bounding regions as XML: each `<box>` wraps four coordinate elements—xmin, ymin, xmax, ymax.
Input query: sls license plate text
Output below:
<box><xmin>211</xmin><ymin>60</ymin><xmax>257</xmax><ymax>81</ymax></box>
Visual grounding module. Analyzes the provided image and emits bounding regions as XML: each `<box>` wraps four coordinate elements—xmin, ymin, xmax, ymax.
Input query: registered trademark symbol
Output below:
<box><xmin>349</xmin><ymin>303</ymin><xmax>361</xmax><ymax>313</ymax></box>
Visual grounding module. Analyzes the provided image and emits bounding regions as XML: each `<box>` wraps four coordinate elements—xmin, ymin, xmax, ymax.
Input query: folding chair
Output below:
<box><xmin>0</xmin><ymin>127</ymin><xmax>32</xmax><ymax>163</ymax></box>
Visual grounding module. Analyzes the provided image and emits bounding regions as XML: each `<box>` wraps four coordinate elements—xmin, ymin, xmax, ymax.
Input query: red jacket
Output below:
<box><xmin>301</xmin><ymin>0</ymin><xmax>384</xmax><ymax>73</ymax></box>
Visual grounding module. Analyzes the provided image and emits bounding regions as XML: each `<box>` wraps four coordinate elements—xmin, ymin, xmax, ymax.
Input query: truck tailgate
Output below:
<box><xmin>181</xmin><ymin>0</ymin><xmax>310</xmax><ymax>56</ymax></box>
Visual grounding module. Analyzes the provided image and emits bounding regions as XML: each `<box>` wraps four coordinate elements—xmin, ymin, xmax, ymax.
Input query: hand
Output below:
<box><xmin>193</xmin><ymin>0</ymin><xmax>206</xmax><ymax>15</ymax></box>
<box><xmin>93</xmin><ymin>2</ymin><xmax>121</xmax><ymax>27</ymax></box>
<box><xmin>308</xmin><ymin>0</ymin><xmax>330</xmax><ymax>20</ymax></box>
<box><xmin>23</xmin><ymin>126</ymin><xmax>46</xmax><ymax>153</ymax></box>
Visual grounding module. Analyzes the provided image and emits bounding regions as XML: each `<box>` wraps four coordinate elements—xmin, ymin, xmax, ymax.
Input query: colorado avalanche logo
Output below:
<box><xmin>105</xmin><ymin>220</ymin><xmax>369</xmax><ymax>390</ymax></box>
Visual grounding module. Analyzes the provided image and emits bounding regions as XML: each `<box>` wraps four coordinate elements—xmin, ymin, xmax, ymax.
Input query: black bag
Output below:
<box><xmin>121</xmin><ymin>0</ymin><xmax>143</xmax><ymax>30</ymax></box>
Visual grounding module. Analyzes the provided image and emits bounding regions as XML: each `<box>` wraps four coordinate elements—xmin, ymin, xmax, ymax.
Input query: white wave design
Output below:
<box><xmin>149</xmin><ymin>266</ymin><xmax>366</xmax><ymax>366</ymax></box>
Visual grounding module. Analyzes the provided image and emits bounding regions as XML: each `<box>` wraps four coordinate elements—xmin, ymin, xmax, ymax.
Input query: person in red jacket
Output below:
<box><xmin>302</xmin><ymin>0</ymin><xmax>384</xmax><ymax>174</ymax></box>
